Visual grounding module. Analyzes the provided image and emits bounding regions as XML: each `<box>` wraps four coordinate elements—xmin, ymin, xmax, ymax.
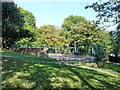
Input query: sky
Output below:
<box><xmin>14</xmin><ymin>0</ymin><xmax>116</xmax><ymax>30</ymax></box>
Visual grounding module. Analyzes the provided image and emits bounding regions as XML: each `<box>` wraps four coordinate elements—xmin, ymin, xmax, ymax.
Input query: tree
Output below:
<box><xmin>36</xmin><ymin>25</ymin><xmax>67</xmax><ymax>47</ymax></box>
<box><xmin>85</xmin><ymin>0</ymin><xmax>120</xmax><ymax>56</ymax></box>
<box><xmin>2</xmin><ymin>2</ymin><xmax>31</xmax><ymax>48</ymax></box>
<box><xmin>85</xmin><ymin>1</ymin><xmax>120</xmax><ymax>25</ymax></box>
<box><xmin>62</xmin><ymin>15</ymin><xmax>87</xmax><ymax>31</ymax></box>
<box><xmin>71</xmin><ymin>21</ymin><xmax>111</xmax><ymax>55</ymax></box>
<box><xmin>62</xmin><ymin>15</ymin><xmax>88</xmax><ymax>46</ymax></box>
<box><xmin>15</xmin><ymin>7</ymin><xmax>37</xmax><ymax>47</ymax></box>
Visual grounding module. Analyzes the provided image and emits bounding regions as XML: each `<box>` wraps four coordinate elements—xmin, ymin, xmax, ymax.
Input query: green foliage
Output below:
<box><xmin>18</xmin><ymin>7</ymin><xmax>36</xmax><ymax>34</ymax></box>
<box><xmin>36</xmin><ymin>25</ymin><xmax>68</xmax><ymax>47</ymax></box>
<box><xmin>2</xmin><ymin>2</ymin><xmax>25</xmax><ymax>48</ymax></box>
<box><xmin>85</xmin><ymin>1</ymin><xmax>120</xmax><ymax>56</ymax></box>
<box><xmin>2</xmin><ymin>2</ymin><xmax>36</xmax><ymax>49</ymax></box>
<box><xmin>62</xmin><ymin>15</ymin><xmax>88</xmax><ymax>43</ymax></box>
<box><xmin>85</xmin><ymin>1</ymin><xmax>120</xmax><ymax>25</ymax></box>
<box><xmin>71</xmin><ymin>21</ymin><xmax>112</xmax><ymax>55</ymax></box>
<box><xmin>102</xmin><ymin>31</ymin><xmax>112</xmax><ymax>54</ymax></box>
<box><xmin>72</xmin><ymin>22</ymin><xmax>103</xmax><ymax>46</ymax></box>
<box><xmin>17</xmin><ymin>7</ymin><xmax>37</xmax><ymax>42</ymax></box>
<box><xmin>109</xmin><ymin>30</ymin><xmax>120</xmax><ymax>56</ymax></box>
<box><xmin>62</xmin><ymin>15</ymin><xmax>87</xmax><ymax>31</ymax></box>
<box><xmin>14</xmin><ymin>7</ymin><xmax>37</xmax><ymax>48</ymax></box>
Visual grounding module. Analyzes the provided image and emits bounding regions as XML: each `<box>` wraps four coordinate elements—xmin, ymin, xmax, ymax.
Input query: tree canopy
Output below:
<box><xmin>85</xmin><ymin>0</ymin><xmax>120</xmax><ymax>56</ymax></box>
<box><xmin>2</xmin><ymin>2</ymin><xmax>36</xmax><ymax>48</ymax></box>
<box><xmin>15</xmin><ymin>7</ymin><xmax>37</xmax><ymax>47</ymax></box>
<box><xmin>36</xmin><ymin>25</ymin><xmax>68</xmax><ymax>47</ymax></box>
<box><xmin>2</xmin><ymin>2</ymin><xmax>24</xmax><ymax>48</ymax></box>
<box><xmin>62</xmin><ymin>15</ymin><xmax>87</xmax><ymax>31</ymax></box>
<box><xmin>85</xmin><ymin>1</ymin><xmax>120</xmax><ymax>25</ymax></box>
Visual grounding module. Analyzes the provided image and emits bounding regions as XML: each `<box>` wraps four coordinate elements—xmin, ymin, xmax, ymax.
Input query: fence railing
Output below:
<box><xmin>11</xmin><ymin>43</ymin><xmax>106</xmax><ymax>57</ymax></box>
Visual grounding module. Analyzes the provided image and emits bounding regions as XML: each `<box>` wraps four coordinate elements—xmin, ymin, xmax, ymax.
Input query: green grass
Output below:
<box><xmin>1</xmin><ymin>50</ymin><xmax>59</xmax><ymax>62</ymax></box>
<box><xmin>1</xmin><ymin>56</ymin><xmax>120</xmax><ymax>89</ymax></box>
<box><xmin>1</xmin><ymin>50</ymin><xmax>120</xmax><ymax>73</ymax></box>
<box><xmin>72</xmin><ymin>62</ymin><xmax>120</xmax><ymax>73</ymax></box>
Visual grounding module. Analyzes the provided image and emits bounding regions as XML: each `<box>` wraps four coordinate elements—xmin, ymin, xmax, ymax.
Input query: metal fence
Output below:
<box><xmin>11</xmin><ymin>43</ymin><xmax>106</xmax><ymax>56</ymax></box>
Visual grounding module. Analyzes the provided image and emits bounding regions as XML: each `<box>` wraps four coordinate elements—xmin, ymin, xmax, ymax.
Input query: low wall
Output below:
<box><xmin>11</xmin><ymin>48</ymin><xmax>48</xmax><ymax>58</ymax></box>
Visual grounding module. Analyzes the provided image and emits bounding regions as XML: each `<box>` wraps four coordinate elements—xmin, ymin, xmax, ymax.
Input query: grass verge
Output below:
<box><xmin>72</xmin><ymin>62</ymin><xmax>120</xmax><ymax>73</ymax></box>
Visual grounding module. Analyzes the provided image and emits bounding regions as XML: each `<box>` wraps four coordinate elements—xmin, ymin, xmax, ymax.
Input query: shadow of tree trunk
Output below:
<box><xmin>67</xmin><ymin>66</ymin><xmax>96</xmax><ymax>89</ymax></box>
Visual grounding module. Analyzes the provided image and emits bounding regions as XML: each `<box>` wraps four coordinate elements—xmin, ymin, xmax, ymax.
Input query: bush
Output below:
<box><xmin>109</xmin><ymin>56</ymin><xmax>120</xmax><ymax>63</ymax></box>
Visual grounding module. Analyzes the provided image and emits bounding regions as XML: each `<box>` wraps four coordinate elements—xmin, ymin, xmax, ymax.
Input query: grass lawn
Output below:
<box><xmin>1</xmin><ymin>50</ymin><xmax>59</xmax><ymax>62</ymax></box>
<box><xmin>1</xmin><ymin>56</ymin><xmax>120</xmax><ymax>89</ymax></box>
<box><xmin>72</xmin><ymin>62</ymin><xmax>120</xmax><ymax>73</ymax></box>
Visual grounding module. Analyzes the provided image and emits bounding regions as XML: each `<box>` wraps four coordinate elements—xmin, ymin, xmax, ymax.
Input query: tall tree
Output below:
<box><xmin>36</xmin><ymin>25</ymin><xmax>67</xmax><ymax>47</ymax></box>
<box><xmin>2</xmin><ymin>2</ymin><xmax>30</xmax><ymax>48</ymax></box>
<box><xmin>85</xmin><ymin>0</ymin><xmax>120</xmax><ymax>56</ymax></box>
<box><xmin>71</xmin><ymin>21</ymin><xmax>111</xmax><ymax>54</ymax></box>
<box><xmin>62</xmin><ymin>15</ymin><xmax>87</xmax><ymax>31</ymax></box>
<box><xmin>62</xmin><ymin>15</ymin><xmax>88</xmax><ymax>46</ymax></box>
<box><xmin>15</xmin><ymin>7</ymin><xmax>37</xmax><ymax>47</ymax></box>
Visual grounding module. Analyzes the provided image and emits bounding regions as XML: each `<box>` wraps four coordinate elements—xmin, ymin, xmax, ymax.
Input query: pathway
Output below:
<box><xmin>1</xmin><ymin>55</ymin><xmax>120</xmax><ymax>76</ymax></box>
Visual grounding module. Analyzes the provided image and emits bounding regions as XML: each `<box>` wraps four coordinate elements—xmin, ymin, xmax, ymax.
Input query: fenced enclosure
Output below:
<box><xmin>10</xmin><ymin>43</ymin><xmax>106</xmax><ymax>63</ymax></box>
<box><xmin>11</xmin><ymin>43</ymin><xmax>105</xmax><ymax>55</ymax></box>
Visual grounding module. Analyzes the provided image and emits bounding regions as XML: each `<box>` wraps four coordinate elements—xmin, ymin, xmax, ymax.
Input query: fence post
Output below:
<box><xmin>59</xmin><ymin>46</ymin><xmax>60</xmax><ymax>53</ymax></box>
<box><xmin>92</xmin><ymin>43</ymin><xmax>93</xmax><ymax>56</ymax></box>
<box><xmin>68</xmin><ymin>44</ymin><xmax>70</xmax><ymax>54</ymax></box>
<box><xmin>99</xmin><ymin>45</ymin><xmax>101</xmax><ymax>56</ymax></box>
<box><xmin>74</xmin><ymin>43</ymin><xmax>76</xmax><ymax>55</ymax></box>
<box><xmin>55</xmin><ymin>44</ymin><xmax>56</xmax><ymax>54</ymax></box>
<box><xmin>96</xmin><ymin>45</ymin><xmax>98</xmax><ymax>55</ymax></box>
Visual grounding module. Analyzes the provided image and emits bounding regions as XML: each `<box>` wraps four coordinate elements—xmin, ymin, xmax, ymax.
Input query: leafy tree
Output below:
<box><xmin>85</xmin><ymin>1</ymin><xmax>120</xmax><ymax>25</ymax></box>
<box><xmin>36</xmin><ymin>25</ymin><xmax>67</xmax><ymax>47</ymax></box>
<box><xmin>102</xmin><ymin>31</ymin><xmax>112</xmax><ymax>54</ymax></box>
<box><xmin>2</xmin><ymin>2</ymin><xmax>34</xmax><ymax>49</ymax></box>
<box><xmin>71</xmin><ymin>21</ymin><xmax>109</xmax><ymax>54</ymax></box>
<box><xmin>18</xmin><ymin>7</ymin><xmax>37</xmax><ymax>38</ymax></box>
<box><xmin>62</xmin><ymin>15</ymin><xmax>87</xmax><ymax>31</ymax></box>
<box><xmin>2</xmin><ymin>2</ymin><xmax>25</xmax><ymax>48</ymax></box>
<box><xmin>15</xmin><ymin>7</ymin><xmax>37</xmax><ymax>47</ymax></box>
<box><xmin>85</xmin><ymin>0</ymin><xmax>120</xmax><ymax>56</ymax></box>
<box><xmin>62</xmin><ymin>15</ymin><xmax>88</xmax><ymax>46</ymax></box>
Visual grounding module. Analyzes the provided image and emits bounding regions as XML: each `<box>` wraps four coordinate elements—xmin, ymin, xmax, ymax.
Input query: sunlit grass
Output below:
<box><xmin>72</xmin><ymin>62</ymin><xmax>120</xmax><ymax>73</ymax></box>
<box><xmin>1</xmin><ymin>56</ymin><xmax>120</xmax><ymax>89</ymax></box>
<box><xmin>1</xmin><ymin>50</ymin><xmax>59</xmax><ymax>62</ymax></box>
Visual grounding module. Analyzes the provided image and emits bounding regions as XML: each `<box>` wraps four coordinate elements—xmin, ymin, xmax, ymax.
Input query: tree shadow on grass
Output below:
<box><xmin>66</xmin><ymin>65</ymin><xmax>120</xmax><ymax>89</ymax></box>
<box><xmin>2</xmin><ymin>58</ymin><xmax>53</xmax><ymax>89</ymax></box>
<box><xmin>49</xmin><ymin>64</ymin><xmax>120</xmax><ymax>89</ymax></box>
<box><xmin>63</xmin><ymin>66</ymin><xmax>96</xmax><ymax>89</ymax></box>
<box><xmin>99</xmin><ymin>63</ymin><xmax>120</xmax><ymax>73</ymax></box>
<box><xmin>2</xmin><ymin>57</ymin><xmax>120</xmax><ymax>89</ymax></box>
